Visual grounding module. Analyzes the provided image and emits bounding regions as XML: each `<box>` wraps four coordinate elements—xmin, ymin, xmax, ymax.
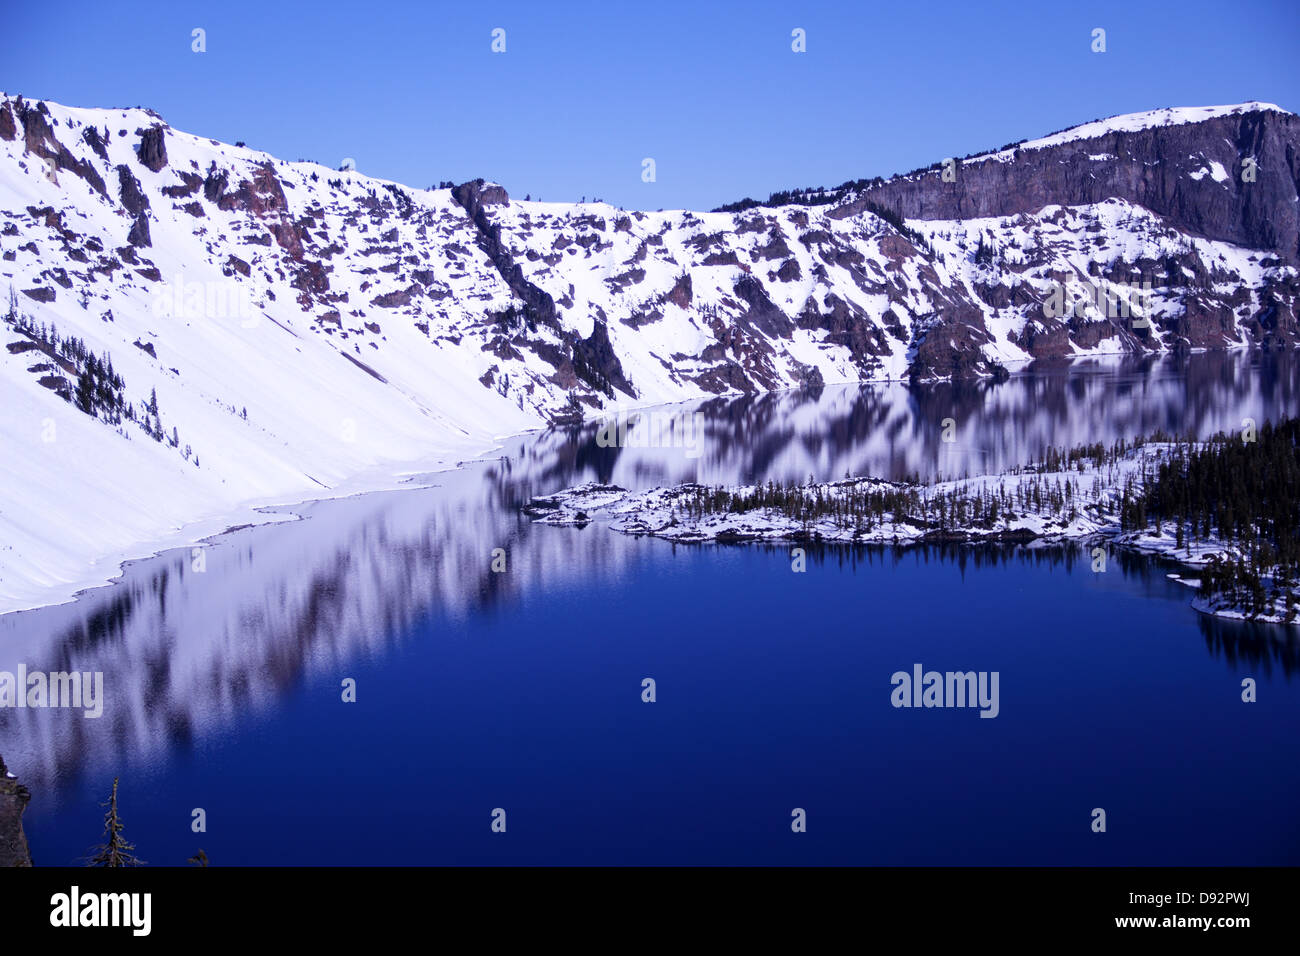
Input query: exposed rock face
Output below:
<box><xmin>665</xmin><ymin>271</ymin><xmax>692</xmax><ymax>309</ymax></box>
<box><xmin>117</xmin><ymin>164</ymin><xmax>149</xmax><ymax>216</ymax></box>
<box><xmin>137</xmin><ymin>124</ymin><xmax>168</xmax><ymax>172</ymax></box>
<box><xmin>217</xmin><ymin>163</ymin><xmax>303</xmax><ymax>257</ymax></box>
<box><xmin>127</xmin><ymin>212</ymin><xmax>151</xmax><ymax>248</ymax></box>
<box><xmin>452</xmin><ymin>178</ymin><xmax>638</xmax><ymax>401</ymax></box>
<box><xmin>450</xmin><ymin>178</ymin><xmax>510</xmax><ymax>218</ymax></box>
<box><xmin>831</xmin><ymin>106</ymin><xmax>1300</xmax><ymax>265</ymax></box>
<box><xmin>733</xmin><ymin>273</ymin><xmax>794</xmax><ymax>340</ymax></box>
<box><xmin>798</xmin><ymin>294</ymin><xmax>892</xmax><ymax>376</ymax></box>
<box><xmin>162</xmin><ymin>170</ymin><xmax>203</xmax><ymax>199</ymax></box>
<box><xmin>0</xmin><ymin>100</ymin><xmax>15</xmax><ymax>142</ymax></box>
<box><xmin>15</xmin><ymin>97</ymin><xmax>107</xmax><ymax>197</ymax></box>
<box><xmin>451</xmin><ymin>179</ymin><xmax>559</xmax><ymax>334</ymax></box>
<box><xmin>370</xmin><ymin>288</ymin><xmax>413</xmax><ymax>309</ymax></box>
<box><xmin>573</xmin><ymin>318</ymin><xmax>635</xmax><ymax>398</ymax></box>
<box><xmin>0</xmin><ymin>754</ymin><xmax>33</xmax><ymax>867</ymax></box>
<box><xmin>81</xmin><ymin>124</ymin><xmax>109</xmax><ymax>161</ymax></box>
<box><xmin>203</xmin><ymin>165</ymin><xmax>228</xmax><ymax>203</ymax></box>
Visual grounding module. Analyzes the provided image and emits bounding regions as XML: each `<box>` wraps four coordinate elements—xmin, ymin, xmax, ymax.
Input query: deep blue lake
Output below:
<box><xmin>4</xmin><ymin>350</ymin><xmax>1299</xmax><ymax>865</ymax></box>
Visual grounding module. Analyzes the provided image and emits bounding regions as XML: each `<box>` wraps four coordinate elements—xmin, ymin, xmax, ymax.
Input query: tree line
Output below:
<box><xmin>6</xmin><ymin>285</ymin><xmax>193</xmax><ymax>461</ymax></box>
<box><xmin>1126</xmin><ymin>419</ymin><xmax>1299</xmax><ymax>622</ymax></box>
<box><xmin>672</xmin><ymin>418</ymin><xmax>1298</xmax><ymax>621</ymax></box>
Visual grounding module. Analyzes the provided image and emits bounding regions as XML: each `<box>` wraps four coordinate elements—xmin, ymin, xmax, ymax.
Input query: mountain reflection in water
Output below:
<box><xmin>1</xmin><ymin>349</ymin><xmax>1297</xmax><ymax>810</ymax></box>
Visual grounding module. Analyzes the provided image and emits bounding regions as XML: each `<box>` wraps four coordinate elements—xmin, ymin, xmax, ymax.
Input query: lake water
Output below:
<box><xmin>3</xmin><ymin>350</ymin><xmax>1298</xmax><ymax>865</ymax></box>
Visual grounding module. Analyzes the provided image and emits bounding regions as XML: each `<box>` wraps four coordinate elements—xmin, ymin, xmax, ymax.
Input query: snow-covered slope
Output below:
<box><xmin>1</xmin><ymin>92</ymin><xmax>1297</xmax><ymax>613</ymax></box>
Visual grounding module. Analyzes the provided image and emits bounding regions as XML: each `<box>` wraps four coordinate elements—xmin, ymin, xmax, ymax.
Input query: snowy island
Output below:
<box><xmin>525</xmin><ymin>420</ymin><xmax>1300</xmax><ymax>626</ymax></box>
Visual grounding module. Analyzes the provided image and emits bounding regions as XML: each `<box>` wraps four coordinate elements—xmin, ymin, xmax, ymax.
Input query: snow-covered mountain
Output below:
<box><xmin>1</xmin><ymin>93</ymin><xmax>1297</xmax><ymax>612</ymax></box>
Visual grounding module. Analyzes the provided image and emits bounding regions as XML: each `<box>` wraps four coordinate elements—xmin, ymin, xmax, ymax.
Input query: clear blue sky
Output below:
<box><xmin>3</xmin><ymin>0</ymin><xmax>1297</xmax><ymax>210</ymax></box>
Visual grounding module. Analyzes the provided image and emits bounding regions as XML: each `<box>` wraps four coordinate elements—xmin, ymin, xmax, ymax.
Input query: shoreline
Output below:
<box><xmin>0</xmin><ymin>438</ymin><xmax>527</xmax><ymax>620</ymax></box>
<box><xmin>523</xmin><ymin>442</ymin><xmax>1300</xmax><ymax>629</ymax></box>
<box><xmin>2</xmin><ymin>351</ymin><xmax>1294</xmax><ymax>621</ymax></box>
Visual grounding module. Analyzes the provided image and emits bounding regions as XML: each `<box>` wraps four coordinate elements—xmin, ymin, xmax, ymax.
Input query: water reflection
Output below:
<box><xmin>535</xmin><ymin>349</ymin><xmax>1300</xmax><ymax>486</ymax></box>
<box><xmin>1</xmin><ymin>349</ymin><xmax>1296</xmax><ymax>798</ymax></box>
<box><xmin>1197</xmin><ymin>612</ymin><xmax>1300</xmax><ymax>676</ymax></box>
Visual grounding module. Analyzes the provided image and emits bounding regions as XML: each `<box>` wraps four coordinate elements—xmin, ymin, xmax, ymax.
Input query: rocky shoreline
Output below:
<box><xmin>524</xmin><ymin>441</ymin><xmax>1300</xmax><ymax>627</ymax></box>
<box><xmin>0</xmin><ymin>753</ymin><xmax>32</xmax><ymax>867</ymax></box>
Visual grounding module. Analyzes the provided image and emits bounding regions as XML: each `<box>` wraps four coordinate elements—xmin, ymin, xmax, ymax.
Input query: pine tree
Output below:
<box><xmin>85</xmin><ymin>777</ymin><xmax>144</xmax><ymax>867</ymax></box>
<box><xmin>145</xmin><ymin>388</ymin><xmax>162</xmax><ymax>441</ymax></box>
<box><xmin>75</xmin><ymin>365</ymin><xmax>96</xmax><ymax>416</ymax></box>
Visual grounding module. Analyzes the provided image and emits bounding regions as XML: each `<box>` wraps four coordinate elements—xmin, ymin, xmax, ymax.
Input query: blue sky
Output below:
<box><xmin>3</xmin><ymin>0</ymin><xmax>1297</xmax><ymax>210</ymax></box>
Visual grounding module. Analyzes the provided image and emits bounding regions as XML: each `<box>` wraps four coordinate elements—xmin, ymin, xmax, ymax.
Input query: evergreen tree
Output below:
<box><xmin>75</xmin><ymin>364</ymin><xmax>96</xmax><ymax>416</ymax></box>
<box><xmin>85</xmin><ymin>777</ymin><xmax>144</xmax><ymax>867</ymax></box>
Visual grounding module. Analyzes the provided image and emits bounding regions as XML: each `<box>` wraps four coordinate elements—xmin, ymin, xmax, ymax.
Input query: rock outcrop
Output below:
<box><xmin>830</xmin><ymin>105</ymin><xmax>1300</xmax><ymax>265</ymax></box>
<box><xmin>0</xmin><ymin>754</ymin><xmax>33</xmax><ymax>867</ymax></box>
<box><xmin>137</xmin><ymin>124</ymin><xmax>168</xmax><ymax>172</ymax></box>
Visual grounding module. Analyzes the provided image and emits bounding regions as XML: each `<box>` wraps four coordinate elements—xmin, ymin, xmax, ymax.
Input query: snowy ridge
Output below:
<box><xmin>968</xmin><ymin>102</ymin><xmax>1287</xmax><ymax>164</ymax></box>
<box><xmin>1</xmin><ymin>92</ymin><xmax>1296</xmax><ymax>613</ymax></box>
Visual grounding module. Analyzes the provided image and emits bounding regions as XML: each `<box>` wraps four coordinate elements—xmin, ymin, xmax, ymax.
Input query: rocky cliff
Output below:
<box><xmin>1</xmin><ymin>95</ymin><xmax>1298</xmax><ymax>609</ymax></box>
<box><xmin>3</xmin><ymin>96</ymin><xmax>1296</xmax><ymax>419</ymax></box>
<box><xmin>0</xmin><ymin>753</ymin><xmax>32</xmax><ymax>866</ymax></box>
<box><xmin>831</xmin><ymin>105</ymin><xmax>1300</xmax><ymax>266</ymax></box>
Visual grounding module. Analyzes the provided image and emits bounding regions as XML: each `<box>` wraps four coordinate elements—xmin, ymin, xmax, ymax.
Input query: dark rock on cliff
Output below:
<box><xmin>665</xmin><ymin>272</ymin><xmax>693</xmax><ymax>309</ymax></box>
<box><xmin>572</xmin><ymin>319</ymin><xmax>635</xmax><ymax>399</ymax></box>
<box><xmin>127</xmin><ymin>213</ymin><xmax>152</xmax><ymax>248</ymax></box>
<box><xmin>0</xmin><ymin>754</ymin><xmax>33</xmax><ymax>867</ymax></box>
<box><xmin>15</xmin><ymin>98</ymin><xmax>107</xmax><ymax>197</ymax></box>
<box><xmin>370</xmin><ymin>287</ymin><xmax>415</xmax><ymax>309</ymax></box>
<box><xmin>450</xmin><ymin>179</ymin><xmax>510</xmax><ymax>218</ymax></box>
<box><xmin>81</xmin><ymin>123</ymin><xmax>109</xmax><ymax>161</ymax></box>
<box><xmin>137</xmin><ymin>124</ymin><xmax>168</xmax><ymax>172</ymax></box>
<box><xmin>732</xmin><ymin>274</ymin><xmax>794</xmax><ymax>340</ymax></box>
<box><xmin>203</xmin><ymin>165</ymin><xmax>229</xmax><ymax>203</ymax></box>
<box><xmin>832</xmin><ymin>106</ymin><xmax>1300</xmax><ymax>265</ymax></box>
<box><xmin>798</xmin><ymin>293</ymin><xmax>890</xmax><ymax>375</ymax></box>
<box><xmin>162</xmin><ymin>171</ymin><xmax>204</xmax><ymax>199</ymax></box>
<box><xmin>452</xmin><ymin>183</ymin><xmax>547</xmax><ymax>329</ymax></box>
<box><xmin>909</xmin><ymin>313</ymin><xmax>1000</xmax><ymax>382</ymax></box>
<box><xmin>217</xmin><ymin>163</ymin><xmax>304</xmax><ymax>257</ymax></box>
<box><xmin>117</xmin><ymin>164</ymin><xmax>150</xmax><ymax>217</ymax></box>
